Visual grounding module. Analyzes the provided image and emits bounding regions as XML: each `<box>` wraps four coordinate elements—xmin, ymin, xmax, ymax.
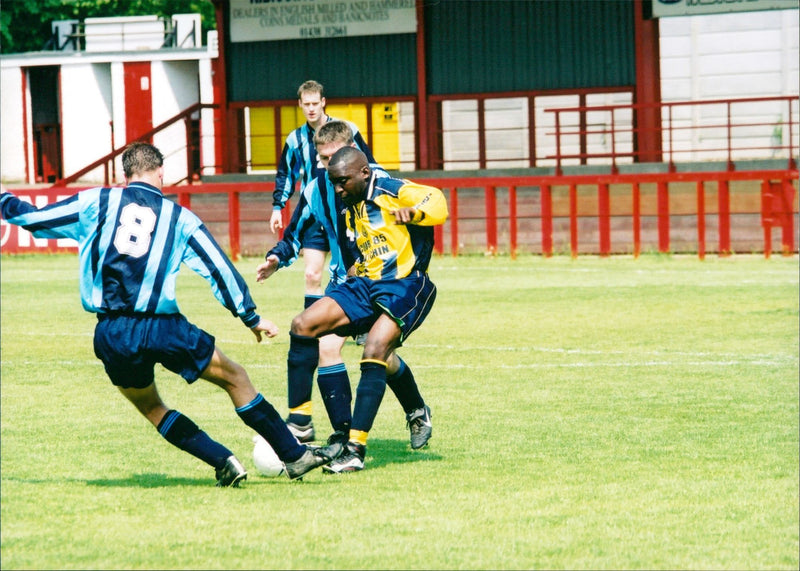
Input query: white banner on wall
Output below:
<box><xmin>652</xmin><ymin>0</ymin><xmax>798</xmax><ymax>18</ymax></box>
<box><xmin>229</xmin><ymin>0</ymin><xmax>417</xmax><ymax>42</ymax></box>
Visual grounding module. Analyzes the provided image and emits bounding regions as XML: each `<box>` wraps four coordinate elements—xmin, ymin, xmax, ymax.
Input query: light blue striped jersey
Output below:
<box><xmin>272</xmin><ymin>117</ymin><xmax>375</xmax><ymax>210</ymax></box>
<box><xmin>0</xmin><ymin>184</ymin><xmax>261</xmax><ymax>326</ymax></box>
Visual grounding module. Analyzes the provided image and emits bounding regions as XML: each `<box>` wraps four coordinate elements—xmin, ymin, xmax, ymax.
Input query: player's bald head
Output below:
<box><xmin>328</xmin><ymin>146</ymin><xmax>368</xmax><ymax>172</ymax></box>
<box><xmin>328</xmin><ymin>147</ymin><xmax>371</xmax><ymax>206</ymax></box>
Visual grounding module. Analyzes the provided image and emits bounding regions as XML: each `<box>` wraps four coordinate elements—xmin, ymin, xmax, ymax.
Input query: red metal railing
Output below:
<box><xmin>7</xmin><ymin>97</ymin><xmax>794</xmax><ymax>260</ymax></box>
<box><xmin>7</xmin><ymin>168</ymin><xmax>795</xmax><ymax>259</ymax></box>
<box><xmin>546</xmin><ymin>95</ymin><xmax>798</xmax><ymax>174</ymax></box>
<box><xmin>418</xmin><ymin>169</ymin><xmax>796</xmax><ymax>259</ymax></box>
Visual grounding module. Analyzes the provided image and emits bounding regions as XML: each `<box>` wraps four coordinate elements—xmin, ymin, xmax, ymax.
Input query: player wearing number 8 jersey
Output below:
<box><xmin>0</xmin><ymin>142</ymin><xmax>338</xmax><ymax>485</ymax></box>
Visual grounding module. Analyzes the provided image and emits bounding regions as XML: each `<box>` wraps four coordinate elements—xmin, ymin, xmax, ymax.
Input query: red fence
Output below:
<box><xmin>546</xmin><ymin>95</ymin><xmax>798</xmax><ymax>174</ymax></box>
<box><xmin>4</xmin><ymin>167</ymin><xmax>797</xmax><ymax>259</ymax></box>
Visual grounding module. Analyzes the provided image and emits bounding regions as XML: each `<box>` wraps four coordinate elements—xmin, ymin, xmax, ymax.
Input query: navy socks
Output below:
<box><xmin>236</xmin><ymin>393</ymin><xmax>305</xmax><ymax>463</ymax></box>
<box><xmin>287</xmin><ymin>331</ymin><xmax>319</xmax><ymax>422</ymax></box>
<box><xmin>352</xmin><ymin>361</ymin><xmax>388</xmax><ymax>433</ymax></box>
<box><xmin>386</xmin><ymin>357</ymin><xmax>425</xmax><ymax>414</ymax></box>
<box><xmin>317</xmin><ymin>363</ymin><xmax>352</xmax><ymax>433</ymax></box>
<box><xmin>157</xmin><ymin>410</ymin><xmax>231</xmax><ymax>469</ymax></box>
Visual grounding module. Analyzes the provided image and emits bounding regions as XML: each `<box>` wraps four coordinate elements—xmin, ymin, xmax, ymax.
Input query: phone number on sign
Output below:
<box><xmin>299</xmin><ymin>26</ymin><xmax>347</xmax><ymax>38</ymax></box>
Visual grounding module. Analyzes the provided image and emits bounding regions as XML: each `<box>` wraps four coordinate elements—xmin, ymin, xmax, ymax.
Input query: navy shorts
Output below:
<box><xmin>93</xmin><ymin>313</ymin><xmax>215</xmax><ymax>389</ymax></box>
<box><xmin>301</xmin><ymin>222</ymin><xmax>330</xmax><ymax>252</ymax></box>
<box><xmin>326</xmin><ymin>272</ymin><xmax>437</xmax><ymax>343</ymax></box>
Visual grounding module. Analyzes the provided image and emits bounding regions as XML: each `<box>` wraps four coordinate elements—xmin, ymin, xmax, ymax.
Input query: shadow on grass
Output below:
<box><xmin>362</xmin><ymin>438</ymin><xmax>443</xmax><ymax>471</ymax></box>
<box><xmin>86</xmin><ymin>473</ymin><xmax>211</xmax><ymax>488</ymax></box>
<box><xmin>5</xmin><ymin>439</ymin><xmax>442</xmax><ymax>487</ymax></box>
<box><xmin>4</xmin><ymin>474</ymin><xmax>212</xmax><ymax>488</ymax></box>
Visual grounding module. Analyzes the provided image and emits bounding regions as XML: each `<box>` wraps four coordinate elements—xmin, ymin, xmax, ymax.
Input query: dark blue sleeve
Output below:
<box><xmin>0</xmin><ymin>191</ymin><xmax>81</xmax><ymax>240</ymax></box>
<box><xmin>266</xmin><ymin>188</ymin><xmax>318</xmax><ymax>267</ymax></box>
<box><xmin>273</xmin><ymin>134</ymin><xmax>301</xmax><ymax>209</ymax></box>
<box><xmin>353</xmin><ymin>131</ymin><xmax>377</xmax><ymax>164</ymax></box>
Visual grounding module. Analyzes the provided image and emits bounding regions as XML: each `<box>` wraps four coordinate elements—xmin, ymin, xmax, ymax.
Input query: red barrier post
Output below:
<box><xmin>569</xmin><ymin>184</ymin><xmax>578</xmax><ymax>258</ymax></box>
<box><xmin>696</xmin><ymin>180</ymin><xmax>706</xmax><ymax>260</ymax></box>
<box><xmin>228</xmin><ymin>191</ymin><xmax>240</xmax><ymax>261</ymax></box>
<box><xmin>779</xmin><ymin>179</ymin><xmax>796</xmax><ymax>255</ymax></box>
<box><xmin>485</xmin><ymin>185</ymin><xmax>497</xmax><ymax>255</ymax></box>
<box><xmin>509</xmin><ymin>185</ymin><xmax>517</xmax><ymax>259</ymax></box>
<box><xmin>632</xmin><ymin>182</ymin><xmax>641</xmax><ymax>258</ymax></box>
<box><xmin>657</xmin><ymin>181</ymin><xmax>669</xmax><ymax>253</ymax></box>
<box><xmin>433</xmin><ymin>224</ymin><xmax>444</xmax><ymax>255</ymax></box>
<box><xmin>761</xmin><ymin>179</ymin><xmax>773</xmax><ymax>259</ymax></box>
<box><xmin>177</xmin><ymin>191</ymin><xmax>191</xmax><ymax>209</ymax></box>
<box><xmin>763</xmin><ymin>179</ymin><xmax>797</xmax><ymax>257</ymax></box>
<box><xmin>718</xmin><ymin>180</ymin><xmax>731</xmax><ymax>256</ymax></box>
<box><xmin>540</xmin><ymin>184</ymin><xmax>553</xmax><ymax>257</ymax></box>
<box><xmin>280</xmin><ymin>199</ymin><xmax>292</xmax><ymax>238</ymax></box>
<box><xmin>598</xmin><ymin>183</ymin><xmax>610</xmax><ymax>256</ymax></box>
<box><xmin>449</xmin><ymin>188</ymin><xmax>459</xmax><ymax>256</ymax></box>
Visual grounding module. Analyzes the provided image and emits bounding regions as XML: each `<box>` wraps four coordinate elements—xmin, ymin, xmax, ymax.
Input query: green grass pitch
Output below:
<box><xmin>1</xmin><ymin>253</ymin><xmax>798</xmax><ymax>570</ymax></box>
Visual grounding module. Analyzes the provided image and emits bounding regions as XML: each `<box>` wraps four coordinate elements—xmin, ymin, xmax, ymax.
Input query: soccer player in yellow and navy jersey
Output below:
<box><xmin>257</xmin><ymin>121</ymin><xmax>435</xmax><ymax>457</ymax></box>
<box><xmin>272</xmin><ymin>81</ymin><xmax>375</xmax><ymax>443</ymax></box>
<box><xmin>286</xmin><ymin>146</ymin><xmax>448</xmax><ymax>472</ymax></box>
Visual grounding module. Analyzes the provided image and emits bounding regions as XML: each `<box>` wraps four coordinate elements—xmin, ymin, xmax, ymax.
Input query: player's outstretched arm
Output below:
<box><xmin>256</xmin><ymin>255</ymin><xmax>281</xmax><ymax>282</ymax></box>
<box><xmin>394</xmin><ymin>183</ymin><xmax>448</xmax><ymax>226</ymax></box>
<box><xmin>250</xmin><ymin>317</ymin><xmax>279</xmax><ymax>343</ymax></box>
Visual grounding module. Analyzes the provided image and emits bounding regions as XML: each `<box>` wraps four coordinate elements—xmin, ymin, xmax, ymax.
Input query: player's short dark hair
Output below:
<box><xmin>298</xmin><ymin>80</ymin><xmax>324</xmax><ymax>99</ymax></box>
<box><xmin>314</xmin><ymin>120</ymin><xmax>354</xmax><ymax>147</ymax></box>
<box><xmin>122</xmin><ymin>142</ymin><xmax>164</xmax><ymax>179</ymax></box>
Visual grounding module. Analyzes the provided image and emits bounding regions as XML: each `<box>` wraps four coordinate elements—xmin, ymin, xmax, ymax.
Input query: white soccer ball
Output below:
<box><xmin>252</xmin><ymin>434</ymin><xmax>287</xmax><ymax>477</ymax></box>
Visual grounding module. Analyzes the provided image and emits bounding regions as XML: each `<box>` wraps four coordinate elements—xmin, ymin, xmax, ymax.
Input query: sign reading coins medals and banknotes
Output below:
<box><xmin>229</xmin><ymin>0</ymin><xmax>417</xmax><ymax>42</ymax></box>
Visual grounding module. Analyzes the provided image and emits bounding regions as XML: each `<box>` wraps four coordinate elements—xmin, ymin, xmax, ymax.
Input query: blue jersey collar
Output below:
<box><xmin>127</xmin><ymin>181</ymin><xmax>163</xmax><ymax>196</ymax></box>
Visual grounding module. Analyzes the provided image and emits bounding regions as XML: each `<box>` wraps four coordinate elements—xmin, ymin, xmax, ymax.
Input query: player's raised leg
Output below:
<box><xmin>117</xmin><ymin>382</ymin><xmax>248</xmax><ymax>487</ymax></box>
<box><xmin>201</xmin><ymin>345</ymin><xmax>334</xmax><ymax>480</ymax></box>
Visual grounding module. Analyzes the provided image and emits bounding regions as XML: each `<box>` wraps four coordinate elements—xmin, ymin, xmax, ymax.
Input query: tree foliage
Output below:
<box><xmin>1</xmin><ymin>0</ymin><xmax>217</xmax><ymax>55</ymax></box>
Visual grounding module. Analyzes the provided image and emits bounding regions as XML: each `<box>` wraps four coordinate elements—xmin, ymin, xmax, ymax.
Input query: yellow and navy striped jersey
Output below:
<box><xmin>345</xmin><ymin>174</ymin><xmax>448</xmax><ymax>280</ymax></box>
<box><xmin>267</xmin><ymin>164</ymin><xmax>390</xmax><ymax>286</ymax></box>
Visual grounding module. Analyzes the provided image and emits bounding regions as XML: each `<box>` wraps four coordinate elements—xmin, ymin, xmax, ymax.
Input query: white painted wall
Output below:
<box><xmin>0</xmin><ymin>66</ymin><xmax>26</xmax><ymax>181</ymax></box>
<box><xmin>110</xmin><ymin>61</ymin><xmax>127</xmax><ymax>177</ymax></box>
<box><xmin>198</xmin><ymin>34</ymin><xmax>217</xmax><ymax>177</ymax></box>
<box><xmin>59</xmin><ymin>62</ymin><xmax>114</xmax><ymax>182</ymax></box>
<box><xmin>0</xmin><ymin>50</ymin><xmax>215</xmax><ymax>185</ymax></box>
<box><xmin>660</xmin><ymin>8</ymin><xmax>798</xmax><ymax>100</ymax></box>
<box><xmin>150</xmin><ymin>59</ymin><xmax>200</xmax><ymax>183</ymax></box>
<box><xmin>437</xmin><ymin>7</ymin><xmax>799</xmax><ymax>168</ymax></box>
<box><xmin>659</xmin><ymin>8</ymin><xmax>799</xmax><ymax>161</ymax></box>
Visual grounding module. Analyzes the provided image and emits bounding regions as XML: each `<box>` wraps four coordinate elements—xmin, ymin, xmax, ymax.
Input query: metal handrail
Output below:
<box><xmin>51</xmin><ymin>102</ymin><xmax>217</xmax><ymax>188</ymax></box>
<box><xmin>546</xmin><ymin>95</ymin><xmax>798</xmax><ymax>174</ymax></box>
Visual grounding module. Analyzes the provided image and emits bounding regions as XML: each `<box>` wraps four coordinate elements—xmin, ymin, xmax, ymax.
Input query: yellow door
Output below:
<box><xmin>249</xmin><ymin>103</ymin><xmax>401</xmax><ymax>170</ymax></box>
